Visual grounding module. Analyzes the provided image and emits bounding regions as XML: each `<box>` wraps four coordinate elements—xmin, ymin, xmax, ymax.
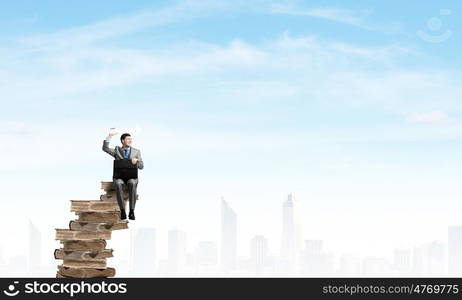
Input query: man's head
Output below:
<box><xmin>120</xmin><ymin>133</ymin><xmax>132</xmax><ymax>147</ymax></box>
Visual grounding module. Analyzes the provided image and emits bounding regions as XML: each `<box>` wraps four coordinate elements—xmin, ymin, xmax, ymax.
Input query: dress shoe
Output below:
<box><xmin>129</xmin><ymin>209</ymin><xmax>135</xmax><ymax>220</ymax></box>
<box><xmin>120</xmin><ymin>209</ymin><xmax>127</xmax><ymax>220</ymax></box>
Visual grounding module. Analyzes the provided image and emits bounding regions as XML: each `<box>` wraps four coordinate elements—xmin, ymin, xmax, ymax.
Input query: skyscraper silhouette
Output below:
<box><xmin>280</xmin><ymin>193</ymin><xmax>302</xmax><ymax>273</ymax></box>
<box><xmin>251</xmin><ymin>235</ymin><xmax>268</xmax><ymax>274</ymax></box>
<box><xmin>28</xmin><ymin>219</ymin><xmax>41</xmax><ymax>275</ymax></box>
<box><xmin>448</xmin><ymin>226</ymin><xmax>462</xmax><ymax>275</ymax></box>
<box><xmin>132</xmin><ymin>227</ymin><xmax>156</xmax><ymax>276</ymax></box>
<box><xmin>168</xmin><ymin>227</ymin><xmax>187</xmax><ymax>273</ymax></box>
<box><xmin>220</xmin><ymin>197</ymin><xmax>237</xmax><ymax>272</ymax></box>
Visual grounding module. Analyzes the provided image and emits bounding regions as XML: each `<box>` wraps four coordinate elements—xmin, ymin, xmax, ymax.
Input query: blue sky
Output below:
<box><xmin>1</xmin><ymin>0</ymin><xmax>462</xmax><ymax>263</ymax></box>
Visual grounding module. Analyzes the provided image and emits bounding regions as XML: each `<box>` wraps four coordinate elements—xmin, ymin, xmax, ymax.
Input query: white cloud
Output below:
<box><xmin>2</xmin><ymin>22</ymin><xmax>461</xmax><ymax>130</ymax></box>
<box><xmin>407</xmin><ymin>111</ymin><xmax>453</xmax><ymax>124</ymax></box>
<box><xmin>1</xmin><ymin>2</ymin><xmax>411</xmax><ymax>104</ymax></box>
<box><xmin>269</xmin><ymin>3</ymin><xmax>402</xmax><ymax>34</ymax></box>
<box><xmin>0</xmin><ymin>121</ymin><xmax>29</xmax><ymax>134</ymax></box>
<box><xmin>18</xmin><ymin>0</ymin><xmax>234</xmax><ymax>49</ymax></box>
<box><xmin>3</xmin><ymin>26</ymin><xmax>462</xmax><ymax>132</ymax></box>
<box><xmin>1</xmin><ymin>2</ymin><xmax>461</xmax><ymax>146</ymax></box>
<box><xmin>270</xmin><ymin>5</ymin><xmax>367</xmax><ymax>27</ymax></box>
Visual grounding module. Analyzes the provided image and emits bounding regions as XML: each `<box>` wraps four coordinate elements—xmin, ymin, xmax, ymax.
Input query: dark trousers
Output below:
<box><xmin>113</xmin><ymin>178</ymin><xmax>138</xmax><ymax>211</ymax></box>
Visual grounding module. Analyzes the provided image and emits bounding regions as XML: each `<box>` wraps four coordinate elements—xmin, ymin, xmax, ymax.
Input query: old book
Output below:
<box><xmin>101</xmin><ymin>181</ymin><xmax>114</xmax><ymax>191</ymax></box>
<box><xmin>54</xmin><ymin>248</ymin><xmax>113</xmax><ymax>260</ymax></box>
<box><xmin>100</xmin><ymin>181</ymin><xmax>140</xmax><ymax>201</ymax></box>
<box><xmin>76</xmin><ymin>212</ymin><xmax>121</xmax><ymax>222</ymax></box>
<box><xmin>55</xmin><ymin>229</ymin><xmax>111</xmax><ymax>241</ymax></box>
<box><xmin>69</xmin><ymin>220</ymin><xmax>128</xmax><ymax>232</ymax></box>
<box><xmin>55</xmin><ymin>180</ymin><xmax>133</xmax><ymax>278</ymax></box>
<box><xmin>102</xmin><ymin>190</ymin><xmax>131</xmax><ymax>196</ymax></box>
<box><xmin>70</xmin><ymin>200</ymin><xmax>119</xmax><ymax>213</ymax></box>
<box><xmin>62</xmin><ymin>260</ymin><xmax>107</xmax><ymax>268</ymax></box>
<box><xmin>57</xmin><ymin>265</ymin><xmax>115</xmax><ymax>278</ymax></box>
<box><xmin>61</xmin><ymin>240</ymin><xmax>107</xmax><ymax>251</ymax></box>
<box><xmin>100</xmin><ymin>193</ymin><xmax>138</xmax><ymax>202</ymax></box>
<box><xmin>100</xmin><ymin>193</ymin><xmax>127</xmax><ymax>202</ymax></box>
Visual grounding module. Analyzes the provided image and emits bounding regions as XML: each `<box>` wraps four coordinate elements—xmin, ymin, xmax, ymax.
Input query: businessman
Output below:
<box><xmin>102</xmin><ymin>130</ymin><xmax>144</xmax><ymax>220</ymax></box>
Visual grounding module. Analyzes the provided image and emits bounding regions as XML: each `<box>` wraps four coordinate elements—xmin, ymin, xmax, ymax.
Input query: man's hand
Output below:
<box><xmin>131</xmin><ymin>158</ymin><xmax>138</xmax><ymax>165</ymax></box>
<box><xmin>108</xmin><ymin>128</ymin><xmax>118</xmax><ymax>137</ymax></box>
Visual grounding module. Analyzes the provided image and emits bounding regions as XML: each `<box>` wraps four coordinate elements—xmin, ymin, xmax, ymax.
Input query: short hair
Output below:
<box><xmin>120</xmin><ymin>133</ymin><xmax>131</xmax><ymax>142</ymax></box>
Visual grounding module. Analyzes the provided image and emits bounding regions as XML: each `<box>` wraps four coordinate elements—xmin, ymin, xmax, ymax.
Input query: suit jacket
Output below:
<box><xmin>102</xmin><ymin>139</ymin><xmax>144</xmax><ymax>170</ymax></box>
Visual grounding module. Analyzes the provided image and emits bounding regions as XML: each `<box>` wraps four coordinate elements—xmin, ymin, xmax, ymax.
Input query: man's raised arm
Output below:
<box><xmin>102</xmin><ymin>129</ymin><xmax>118</xmax><ymax>158</ymax></box>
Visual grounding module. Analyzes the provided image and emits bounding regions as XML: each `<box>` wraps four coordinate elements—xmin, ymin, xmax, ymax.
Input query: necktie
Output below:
<box><xmin>124</xmin><ymin>149</ymin><xmax>129</xmax><ymax>159</ymax></box>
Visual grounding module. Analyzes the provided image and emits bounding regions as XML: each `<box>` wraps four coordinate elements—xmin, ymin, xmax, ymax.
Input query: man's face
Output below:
<box><xmin>122</xmin><ymin>136</ymin><xmax>132</xmax><ymax>147</ymax></box>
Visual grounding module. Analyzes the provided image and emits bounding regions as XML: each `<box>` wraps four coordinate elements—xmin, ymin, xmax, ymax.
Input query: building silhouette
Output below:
<box><xmin>448</xmin><ymin>226</ymin><xmax>462</xmax><ymax>276</ymax></box>
<box><xmin>280</xmin><ymin>193</ymin><xmax>302</xmax><ymax>273</ymax></box>
<box><xmin>300</xmin><ymin>240</ymin><xmax>334</xmax><ymax>276</ymax></box>
<box><xmin>28</xmin><ymin>219</ymin><xmax>41</xmax><ymax>275</ymax></box>
<box><xmin>361</xmin><ymin>256</ymin><xmax>391</xmax><ymax>276</ymax></box>
<box><xmin>168</xmin><ymin>227</ymin><xmax>187</xmax><ymax>274</ymax></box>
<box><xmin>338</xmin><ymin>253</ymin><xmax>360</xmax><ymax>276</ymax></box>
<box><xmin>132</xmin><ymin>227</ymin><xmax>156</xmax><ymax>276</ymax></box>
<box><xmin>250</xmin><ymin>235</ymin><xmax>268</xmax><ymax>274</ymax></box>
<box><xmin>392</xmin><ymin>248</ymin><xmax>411</xmax><ymax>276</ymax></box>
<box><xmin>220</xmin><ymin>197</ymin><xmax>237</xmax><ymax>271</ymax></box>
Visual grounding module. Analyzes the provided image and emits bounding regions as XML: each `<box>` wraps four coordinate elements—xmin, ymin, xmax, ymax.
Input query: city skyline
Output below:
<box><xmin>1</xmin><ymin>195</ymin><xmax>459</xmax><ymax>277</ymax></box>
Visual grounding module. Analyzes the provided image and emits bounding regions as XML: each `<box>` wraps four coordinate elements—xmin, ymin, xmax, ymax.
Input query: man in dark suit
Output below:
<box><xmin>102</xmin><ymin>130</ymin><xmax>144</xmax><ymax>220</ymax></box>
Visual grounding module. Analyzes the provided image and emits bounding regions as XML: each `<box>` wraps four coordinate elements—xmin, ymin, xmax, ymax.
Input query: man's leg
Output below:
<box><xmin>127</xmin><ymin>178</ymin><xmax>138</xmax><ymax>211</ymax></box>
<box><xmin>113</xmin><ymin>178</ymin><xmax>126</xmax><ymax>212</ymax></box>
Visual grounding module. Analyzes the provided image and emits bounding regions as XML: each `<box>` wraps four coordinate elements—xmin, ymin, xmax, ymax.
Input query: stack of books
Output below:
<box><xmin>54</xmin><ymin>181</ymin><xmax>136</xmax><ymax>278</ymax></box>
